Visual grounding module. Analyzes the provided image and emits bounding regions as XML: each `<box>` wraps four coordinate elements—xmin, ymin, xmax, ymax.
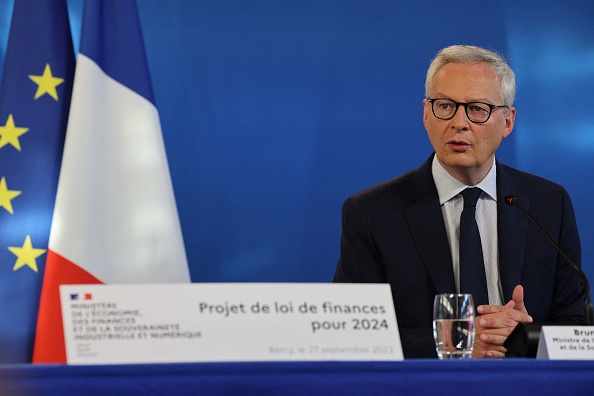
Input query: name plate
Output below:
<box><xmin>60</xmin><ymin>283</ymin><xmax>403</xmax><ymax>364</ymax></box>
<box><xmin>537</xmin><ymin>326</ymin><xmax>594</xmax><ymax>359</ymax></box>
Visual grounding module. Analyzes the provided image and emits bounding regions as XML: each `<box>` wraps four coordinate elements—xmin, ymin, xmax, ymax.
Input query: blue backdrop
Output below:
<box><xmin>1</xmin><ymin>0</ymin><xmax>592</xmax><ymax>286</ymax></box>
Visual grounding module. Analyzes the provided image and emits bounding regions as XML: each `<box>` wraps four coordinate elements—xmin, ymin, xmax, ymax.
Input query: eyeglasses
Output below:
<box><xmin>427</xmin><ymin>98</ymin><xmax>509</xmax><ymax>124</ymax></box>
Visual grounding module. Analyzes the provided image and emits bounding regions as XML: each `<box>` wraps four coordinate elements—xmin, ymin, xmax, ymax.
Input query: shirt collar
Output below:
<box><xmin>432</xmin><ymin>155</ymin><xmax>497</xmax><ymax>205</ymax></box>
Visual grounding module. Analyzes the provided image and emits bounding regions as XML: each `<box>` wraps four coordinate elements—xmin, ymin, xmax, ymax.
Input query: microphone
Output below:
<box><xmin>504</xmin><ymin>195</ymin><xmax>592</xmax><ymax>325</ymax></box>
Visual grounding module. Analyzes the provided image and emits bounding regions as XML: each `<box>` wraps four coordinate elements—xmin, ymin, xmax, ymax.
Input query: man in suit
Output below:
<box><xmin>333</xmin><ymin>45</ymin><xmax>586</xmax><ymax>359</ymax></box>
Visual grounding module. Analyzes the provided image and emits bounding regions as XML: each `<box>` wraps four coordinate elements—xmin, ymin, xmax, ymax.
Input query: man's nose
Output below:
<box><xmin>450</xmin><ymin>104</ymin><xmax>470</xmax><ymax>129</ymax></box>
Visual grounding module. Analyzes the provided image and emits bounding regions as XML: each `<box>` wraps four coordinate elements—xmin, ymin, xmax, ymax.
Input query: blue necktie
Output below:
<box><xmin>459</xmin><ymin>188</ymin><xmax>489</xmax><ymax>308</ymax></box>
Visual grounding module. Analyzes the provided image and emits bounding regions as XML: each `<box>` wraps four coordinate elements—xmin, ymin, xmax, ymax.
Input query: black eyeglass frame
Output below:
<box><xmin>427</xmin><ymin>98</ymin><xmax>509</xmax><ymax>124</ymax></box>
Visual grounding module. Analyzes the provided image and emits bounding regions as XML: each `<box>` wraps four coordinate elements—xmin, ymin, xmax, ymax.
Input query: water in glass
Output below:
<box><xmin>433</xmin><ymin>318</ymin><xmax>475</xmax><ymax>358</ymax></box>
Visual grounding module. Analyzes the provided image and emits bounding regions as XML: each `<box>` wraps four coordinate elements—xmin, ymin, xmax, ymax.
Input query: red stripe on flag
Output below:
<box><xmin>33</xmin><ymin>250</ymin><xmax>103</xmax><ymax>363</ymax></box>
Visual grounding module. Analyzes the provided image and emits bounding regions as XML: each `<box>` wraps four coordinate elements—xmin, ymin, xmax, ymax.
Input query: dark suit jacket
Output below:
<box><xmin>333</xmin><ymin>154</ymin><xmax>586</xmax><ymax>358</ymax></box>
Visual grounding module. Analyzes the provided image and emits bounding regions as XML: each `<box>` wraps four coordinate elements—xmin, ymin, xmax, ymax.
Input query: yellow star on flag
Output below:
<box><xmin>29</xmin><ymin>63</ymin><xmax>64</xmax><ymax>100</ymax></box>
<box><xmin>0</xmin><ymin>114</ymin><xmax>29</xmax><ymax>151</ymax></box>
<box><xmin>8</xmin><ymin>235</ymin><xmax>46</xmax><ymax>272</ymax></box>
<box><xmin>0</xmin><ymin>177</ymin><xmax>22</xmax><ymax>214</ymax></box>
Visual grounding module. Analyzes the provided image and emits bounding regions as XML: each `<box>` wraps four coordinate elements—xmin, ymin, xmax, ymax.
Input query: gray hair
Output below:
<box><xmin>425</xmin><ymin>45</ymin><xmax>516</xmax><ymax>106</ymax></box>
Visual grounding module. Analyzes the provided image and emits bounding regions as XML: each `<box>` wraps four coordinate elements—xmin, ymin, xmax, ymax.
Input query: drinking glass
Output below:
<box><xmin>433</xmin><ymin>293</ymin><xmax>475</xmax><ymax>359</ymax></box>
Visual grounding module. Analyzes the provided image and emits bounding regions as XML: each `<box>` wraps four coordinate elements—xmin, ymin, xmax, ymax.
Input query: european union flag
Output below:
<box><xmin>0</xmin><ymin>0</ymin><xmax>74</xmax><ymax>363</ymax></box>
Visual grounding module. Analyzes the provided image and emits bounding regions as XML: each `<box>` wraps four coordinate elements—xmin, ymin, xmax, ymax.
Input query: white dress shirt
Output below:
<box><xmin>431</xmin><ymin>156</ymin><xmax>503</xmax><ymax>306</ymax></box>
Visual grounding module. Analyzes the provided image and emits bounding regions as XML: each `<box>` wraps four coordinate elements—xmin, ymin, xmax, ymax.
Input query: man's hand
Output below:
<box><xmin>472</xmin><ymin>285</ymin><xmax>533</xmax><ymax>358</ymax></box>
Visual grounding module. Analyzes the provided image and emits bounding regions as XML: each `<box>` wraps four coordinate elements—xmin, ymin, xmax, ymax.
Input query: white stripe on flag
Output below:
<box><xmin>49</xmin><ymin>54</ymin><xmax>189</xmax><ymax>283</ymax></box>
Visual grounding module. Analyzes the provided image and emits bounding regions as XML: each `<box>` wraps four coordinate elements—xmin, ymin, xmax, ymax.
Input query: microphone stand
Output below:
<box><xmin>503</xmin><ymin>196</ymin><xmax>593</xmax><ymax>357</ymax></box>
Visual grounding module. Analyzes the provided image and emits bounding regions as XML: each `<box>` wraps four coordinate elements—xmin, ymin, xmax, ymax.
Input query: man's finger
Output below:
<box><xmin>479</xmin><ymin>332</ymin><xmax>511</xmax><ymax>346</ymax></box>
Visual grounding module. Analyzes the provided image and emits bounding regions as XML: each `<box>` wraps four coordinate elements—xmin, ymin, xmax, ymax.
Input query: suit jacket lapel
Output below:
<box><xmin>404</xmin><ymin>155</ymin><xmax>456</xmax><ymax>294</ymax></box>
<box><xmin>496</xmin><ymin>163</ymin><xmax>529</xmax><ymax>301</ymax></box>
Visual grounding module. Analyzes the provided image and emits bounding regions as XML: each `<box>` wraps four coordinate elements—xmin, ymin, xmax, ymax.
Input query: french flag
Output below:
<box><xmin>33</xmin><ymin>0</ymin><xmax>190</xmax><ymax>363</ymax></box>
<box><xmin>69</xmin><ymin>294</ymin><xmax>92</xmax><ymax>301</ymax></box>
